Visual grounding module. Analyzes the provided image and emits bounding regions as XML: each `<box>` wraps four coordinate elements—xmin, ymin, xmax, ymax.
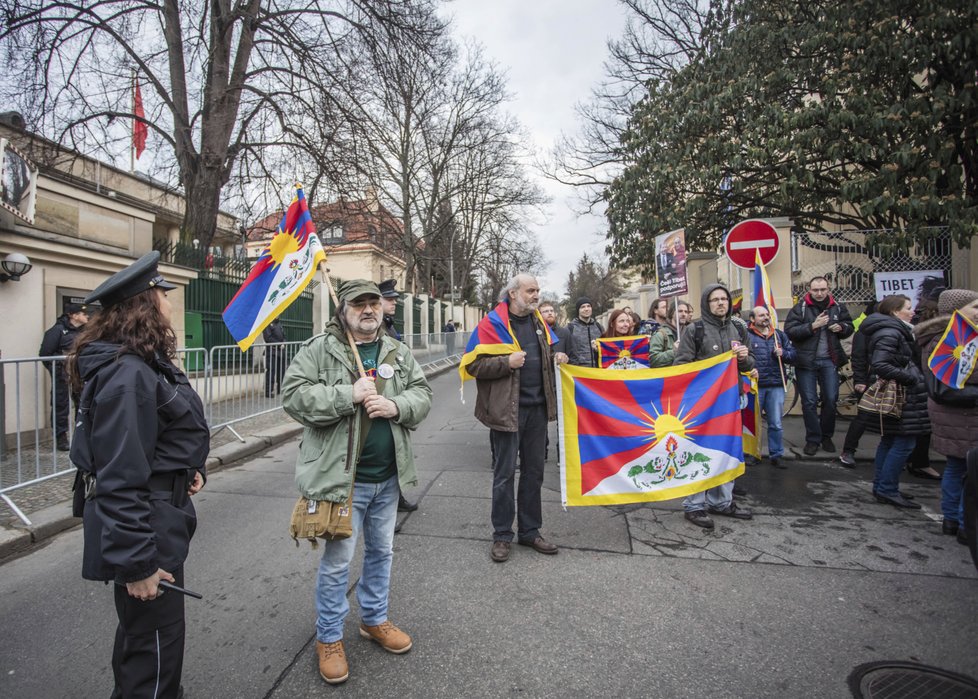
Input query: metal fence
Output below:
<box><xmin>0</xmin><ymin>333</ymin><xmax>466</xmax><ymax>525</ymax></box>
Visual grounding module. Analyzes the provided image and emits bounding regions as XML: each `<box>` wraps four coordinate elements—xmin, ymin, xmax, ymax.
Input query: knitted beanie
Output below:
<box><xmin>937</xmin><ymin>288</ymin><xmax>978</xmax><ymax>315</ymax></box>
<box><xmin>575</xmin><ymin>297</ymin><xmax>593</xmax><ymax>314</ymax></box>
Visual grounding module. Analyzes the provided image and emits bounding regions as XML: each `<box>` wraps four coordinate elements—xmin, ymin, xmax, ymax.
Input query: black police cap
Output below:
<box><xmin>84</xmin><ymin>251</ymin><xmax>176</xmax><ymax>308</ymax></box>
<box><xmin>378</xmin><ymin>279</ymin><xmax>400</xmax><ymax>298</ymax></box>
<box><xmin>64</xmin><ymin>303</ymin><xmax>88</xmax><ymax>315</ymax></box>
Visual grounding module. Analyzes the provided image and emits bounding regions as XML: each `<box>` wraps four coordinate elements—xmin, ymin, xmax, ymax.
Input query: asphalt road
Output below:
<box><xmin>1</xmin><ymin>371</ymin><xmax>976</xmax><ymax>698</ymax></box>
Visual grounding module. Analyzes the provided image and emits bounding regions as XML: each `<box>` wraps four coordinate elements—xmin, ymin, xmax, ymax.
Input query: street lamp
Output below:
<box><xmin>0</xmin><ymin>252</ymin><xmax>32</xmax><ymax>282</ymax></box>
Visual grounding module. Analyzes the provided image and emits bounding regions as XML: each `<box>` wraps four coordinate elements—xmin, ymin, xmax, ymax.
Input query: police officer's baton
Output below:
<box><xmin>115</xmin><ymin>580</ymin><xmax>203</xmax><ymax>600</ymax></box>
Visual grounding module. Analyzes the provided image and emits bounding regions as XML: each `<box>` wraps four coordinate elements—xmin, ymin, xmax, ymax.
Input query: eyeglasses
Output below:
<box><xmin>348</xmin><ymin>299</ymin><xmax>382</xmax><ymax>310</ymax></box>
<box><xmin>708</xmin><ymin>297</ymin><xmax>728</xmax><ymax>304</ymax></box>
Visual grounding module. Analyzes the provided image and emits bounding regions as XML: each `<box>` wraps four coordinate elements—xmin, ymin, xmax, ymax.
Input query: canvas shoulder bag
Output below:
<box><xmin>290</xmin><ymin>344</ymin><xmax>399</xmax><ymax>548</ymax></box>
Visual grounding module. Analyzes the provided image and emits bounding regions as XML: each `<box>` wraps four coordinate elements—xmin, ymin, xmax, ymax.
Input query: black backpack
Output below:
<box><xmin>691</xmin><ymin>318</ymin><xmax>748</xmax><ymax>353</ymax></box>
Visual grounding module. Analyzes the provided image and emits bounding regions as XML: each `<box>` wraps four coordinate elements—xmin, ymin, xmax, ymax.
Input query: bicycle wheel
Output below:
<box><xmin>836</xmin><ymin>366</ymin><xmax>859</xmax><ymax>417</ymax></box>
<box><xmin>782</xmin><ymin>371</ymin><xmax>800</xmax><ymax>417</ymax></box>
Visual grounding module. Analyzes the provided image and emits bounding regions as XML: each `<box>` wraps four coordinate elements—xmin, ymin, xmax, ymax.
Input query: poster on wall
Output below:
<box><xmin>655</xmin><ymin>228</ymin><xmax>688</xmax><ymax>298</ymax></box>
<box><xmin>873</xmin><ymin>270</ymin><xmax>946</xmax><ymax>309</ymax></box>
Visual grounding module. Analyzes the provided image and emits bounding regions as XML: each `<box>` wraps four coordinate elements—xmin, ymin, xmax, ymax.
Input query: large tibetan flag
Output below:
<box><xmin>459</xmin><ymin>301</ymin><xmax>557</xmax><ymax>382</ymax></box>
<box><xmin>752</xmin><ymin>249</ymin><xmax>776</xmax><ymax>313</ymax></box>
<box><xmin>741</xmin><ymin>372</ymin><xmax>761</xmax><ymax>459</ymax></box>
<box><xmin>598</xmin><ymin>335</ymin><xmax>651</xmax><ymax>369</ymax></box>
<box><xmin>223</xmin><ymin>185</ymin><xmax>326</xmax><ymax>351</ymax></box>
<box><xmin>558</xmin><ymin>352</ymin><xmax>745</xmax><ymax>506</ymax></box>
<box><xmin>928</xmin><ymin>310</ymin><xmax>978</xmax><ymax>389</ymax></box>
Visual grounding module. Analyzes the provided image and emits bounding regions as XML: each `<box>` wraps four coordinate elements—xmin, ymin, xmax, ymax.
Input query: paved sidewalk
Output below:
<box><xmin>0</xmin><ymin>370</ymin><xmax>975</xmax><ymax>699</ymax></box>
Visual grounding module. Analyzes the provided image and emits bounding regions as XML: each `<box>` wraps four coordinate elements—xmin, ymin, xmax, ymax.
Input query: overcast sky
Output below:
<box><xmin>443</xmin><ymin>0</ymin><xmax>629</xmax><ymax>298</ymax></box>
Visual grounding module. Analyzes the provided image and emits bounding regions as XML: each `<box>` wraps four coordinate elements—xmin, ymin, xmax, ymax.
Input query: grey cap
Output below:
<box><xmin>337</xmin><ymin>279</ymin><xmax>382</xmax><ymax>302</ymax></box>
<box><xmin>84</xmin><ymin>251</ymin><xmax>176</xmax><ymax>307</ymax></box>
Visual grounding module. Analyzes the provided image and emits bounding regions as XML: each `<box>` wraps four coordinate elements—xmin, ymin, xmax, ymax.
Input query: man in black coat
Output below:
<box><xmin>262</xmin><ymin>318</ymin><xmax>287</xmax><ymax>397</ymax></box>
<box><xmin>39</xmin><ymin>303</ymin><xmax>89</xmax><ymax>450</ymax></box>
<box><xmin>784</xmin><ymin>276</ymin><xmax>854</xmax><ymax>455</ymax></box>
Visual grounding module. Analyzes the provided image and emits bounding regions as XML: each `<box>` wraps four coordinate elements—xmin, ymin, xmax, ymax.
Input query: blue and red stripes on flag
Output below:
<box><xmin>597</xmin><ymin>335</ymin><xmax>651</xmax><ymax>368</ymax></box>
<box><xmin>752</xmin><ymin>249</ymin><xmax>777</xmax><ymax>314</ymax></box>
<box><xmin>222</xmin><ymin>185</ymin><xmax>326</xmax><ymax>351</ymax></box>
<box><xmin>741</xmin><ymin>372</ymin><xmax>761</xmax><ymax>459</ymax></box>
<box><xmin>557</xmin><ymin>352</ymin><xmax>746</xmax><ymax>506</ymax></box>
<box><xmin>459</xmin><ymin>301</ymin><xmax>557</xmax><ymax>382</ymax></box>
<box><xmin>928</xmin><ymin>310</ymin><xmax>978</xmax><ymax>389</ymax></box>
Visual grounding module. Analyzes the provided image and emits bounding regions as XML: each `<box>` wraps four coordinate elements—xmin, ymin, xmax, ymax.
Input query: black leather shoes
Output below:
<box><xmin>821</xmin><ymin>438</ymin><xmax>836</xmax><ymax>453</ymax></box>
<box><xmin>709</xmin><ymin>503</ymin><xmax>753</xmax><ymax>520</ymax></box>
<box><xmin>397</xmin><ymin>494</ymin><xmax>418</xmax><ymax>512</ymax></box>
<box><xmin>874</xmin><ymin>492</ymin><xmax>922</xmax><ymax>509</ymax></box>
<box><xmin>684</xmin><ymin>510</ymin><xmax>715</xmax><ymax>529</ymax></box>
<box><xmin>518</xmin><ymin>537</ymin><xmax>558</xmax><ymax>555</ymax></box>
<box><xmin>490</xmin><ymin>541</ymin><xmax>511</xmax><ymax>562</ymax></box>
<box><xmin>803</xmin><ymin>443</ymin><xmax>818</xmax><ymax>456</ymax></box>
<box><xmin>942</xmin><ymin>519</ymin><xmax>959</xmax><ymax>536</ymax></box>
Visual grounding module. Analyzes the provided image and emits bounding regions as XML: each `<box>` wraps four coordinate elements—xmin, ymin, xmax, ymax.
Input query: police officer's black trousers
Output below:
<box><xmin>51</xmin><ymin>373</ymin><xmax>70</xmax><ymax>439</ymax></box>
<box><xmin>110</xmin><ymin>566</ymin><xmax>186</xmax><ymax>699</ymax></box>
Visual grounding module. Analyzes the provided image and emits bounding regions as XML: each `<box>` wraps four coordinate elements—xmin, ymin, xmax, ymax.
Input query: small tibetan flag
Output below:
<box><xmin>928</xmin><ymin>310</ymin><xmax>978</xmax><ymax>389</ymax></box>
<box><xmin>597</xmin><ymin>335</ymin><xmax>651</xmax><ymax>369</ymax></box>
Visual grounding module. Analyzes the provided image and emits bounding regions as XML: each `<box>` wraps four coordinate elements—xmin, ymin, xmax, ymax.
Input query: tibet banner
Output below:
<box><xmin>557</xmin><ymin>353</ymin><xmax>745</xmax><ymax>506</ymax></box>
<box><xmin>597</xmin><ymin>335</ymin><xmax>650</xmax><ymax>369</ymax></box>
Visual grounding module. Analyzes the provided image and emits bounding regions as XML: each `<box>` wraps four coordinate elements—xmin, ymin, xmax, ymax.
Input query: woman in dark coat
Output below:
<box><xmin>67</xmin><ymin>252</ymin><xmax>209</xmax><ymax>699</ymax></box>
<box><xmin>857</xmin><ymin>294</ymin><xmax>929</xmax><ymax>509</ymax></box>
<box><xmin>915</xmin><ymin>288</ymin><xmax>978</xmax><ymax>544</ymax></box>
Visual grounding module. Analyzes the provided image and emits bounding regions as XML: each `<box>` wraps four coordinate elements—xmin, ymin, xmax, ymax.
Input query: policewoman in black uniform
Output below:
<box><xmin>67</xmin><ymin>251</ymin><xmax>209</xmax><ymax>699</ymax></box>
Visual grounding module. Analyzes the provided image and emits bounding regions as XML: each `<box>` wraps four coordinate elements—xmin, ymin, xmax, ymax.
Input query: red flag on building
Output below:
<box><xmin>133</xmin><ymin>79</ymin><xmax>147</xmax><ymax>160</ymax></box>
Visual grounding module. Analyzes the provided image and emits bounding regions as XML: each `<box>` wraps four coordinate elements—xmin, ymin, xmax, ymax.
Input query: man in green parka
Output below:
<box><xmin>281</xmin><ymin>279</ymin><xmax>432</xmax><ymax>686</ymax></box>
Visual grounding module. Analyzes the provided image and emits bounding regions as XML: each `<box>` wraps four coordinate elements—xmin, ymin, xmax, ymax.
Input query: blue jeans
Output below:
<box><xmin>758</xmin><ymin>386</ymin><xmax>785</xmax><ymax>459</ymax></box>
<box><xmin>941</xmin><ymin>455</ymin><xmax>966</xmax><ymax>525</ymax></box>
<box><xmin>683</xmin><ymin>481</ymin><xmax>734</xmax><ymax>512</ymax></box>
<box><xmin>796</xmin><ymin>358</ymin><xmax>839</xmax><ymax>445</ymax></box>
<box><xmin>315</xmin><ymin>475</ymin><xmax>399</xmax><ymax>643</ymax></box>
<box><xmin>873</xmin><ymin>435</ymin><xmax>916</xmax><ymax>497</ymax></box>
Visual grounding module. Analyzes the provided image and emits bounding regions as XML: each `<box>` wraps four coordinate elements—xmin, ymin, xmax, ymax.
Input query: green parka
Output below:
<box><xmin>281</xmin><ymin>320</ymin><xmax>432</xmax><ymax>502</ymax></box>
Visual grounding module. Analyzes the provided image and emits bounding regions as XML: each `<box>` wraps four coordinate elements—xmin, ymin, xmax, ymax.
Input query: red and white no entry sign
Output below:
<box><xmin>724</xmin><ymin>219</ymin><xmax>780</xmax><ymax>269</ymax></box>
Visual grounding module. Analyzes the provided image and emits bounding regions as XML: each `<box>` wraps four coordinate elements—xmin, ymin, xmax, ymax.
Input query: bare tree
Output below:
<box><xmin>543</xmin><ymin>0</ymin><xmax>713</xmax><ymax>213</ymax></box>
<box><xmin>0</xmin><ymin>0</ymin><xmax>434</xmax><ymax>249</ymax></box>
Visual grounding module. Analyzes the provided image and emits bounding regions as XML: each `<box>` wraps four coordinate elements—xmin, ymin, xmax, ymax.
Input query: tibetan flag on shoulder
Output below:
<box><xmin>928</xmin><ymin>310</ymin><xmax>978</xmax><ymax>389</ymax></box>
<box><xmin>557</xmin><ymin>352</ymin><xmax>745</xmax><ymax>506</ymax></box>
<box><xmin>458</xmin><ymin>301</ymin><xmax>557</xmax><ymax>382</ymax></box>
<box><xmin>741</xmin><ymin>372</ymin><xmax>761</xmax><ymax>460</ymax></box>
<box><xmin>597</xmin><ymin>335</ymin><xmax>651</xmax><ymax>369</ymax></box>
<box><xmin>223</xmin><ymin>185</ymin><xmax>326</xmax><ymax>351</ymax></box>
<box><xmin>752</xmin><ymin>249</ymin><xmax>776</xmax><ymax>314</ymax></box>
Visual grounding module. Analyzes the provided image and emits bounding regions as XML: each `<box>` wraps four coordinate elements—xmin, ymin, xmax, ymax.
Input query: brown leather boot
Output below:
<box><xmin>359</xmin><ymin>620</ymin><xmax>413</xmax><ymax>654</ymax></box>
<box><xmin>316</xmin><ymin>640</ymin><xmax>349</xmax><ymax>684</ymax></box>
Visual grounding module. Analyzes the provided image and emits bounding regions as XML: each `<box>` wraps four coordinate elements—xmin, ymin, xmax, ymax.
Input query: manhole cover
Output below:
<box><xmin>850</xmin><ymin>661</ymin><xmax>978</xmax><ymax>699</ymax></box>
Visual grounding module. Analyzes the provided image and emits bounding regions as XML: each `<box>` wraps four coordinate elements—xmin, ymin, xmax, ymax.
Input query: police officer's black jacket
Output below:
<box><xmin>39</xmin><ymin>315</ymin><xmax>83</xmax><ymax>373</ymax></box>
<box><xmin>71</xmin><ymin>341</ymin><xmax>209</xmax><ymax>583</ymax></box>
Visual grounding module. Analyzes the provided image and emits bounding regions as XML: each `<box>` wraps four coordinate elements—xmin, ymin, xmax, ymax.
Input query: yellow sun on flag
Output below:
<box><xmin>953</xmin><ymin>346</ymin><xmax>963</xmax><ymax>360</ymax></box>
<box><xmin>618</xmin><ymin>349</ymin><xmax>632</xmax><ymax>358</ymax></box>
<box><xmin>653</xmin><ymin>413</ymin><xmax>687</xmax><ymax>442</ymax></box>
<box><xmin>268</xmin><ymin>230</ymin><xmax>299</xmax><ymax>265</ymax></box>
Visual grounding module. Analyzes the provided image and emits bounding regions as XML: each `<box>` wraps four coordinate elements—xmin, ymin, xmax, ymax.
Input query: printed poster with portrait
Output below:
<box><xmin>655</xmin><ymin>228</ymin><xmax>688</xmax><ymax>298</ymax></box>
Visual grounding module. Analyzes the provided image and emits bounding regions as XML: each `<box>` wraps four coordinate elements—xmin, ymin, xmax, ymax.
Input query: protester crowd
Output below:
<box><xmin>64</xmin><ymin>260</ymin><xmax>977</xmax><ymax>694</ymax></box>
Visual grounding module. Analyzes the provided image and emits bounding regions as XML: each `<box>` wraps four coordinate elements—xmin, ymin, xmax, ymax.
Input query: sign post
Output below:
<box><xmin>725</xmin><ymin>219</ymin><xmax>780</xmax><ymax>269</ymax></box>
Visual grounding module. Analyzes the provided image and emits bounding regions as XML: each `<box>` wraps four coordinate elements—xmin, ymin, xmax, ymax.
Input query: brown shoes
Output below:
<box><xmin>359</xmin><ymin>621</ymin><xmax>413</xmax><ymax>654</ymax></box>
<box><xmin>490</xmin><ymin>540</ymin><xmax>511</xmax><ymax>562</ymax></box>
<box><xmin>316</xmin><ymin>640</ymin><xmax>349</xmax><ymax>685</ymax></box>
<box><xmin>518</xmin><ymin>536</ymin><xmax>559</xmax><ymax>555</ymax></box>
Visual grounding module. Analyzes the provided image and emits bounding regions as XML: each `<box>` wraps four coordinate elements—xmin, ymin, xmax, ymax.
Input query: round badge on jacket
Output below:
<box><xmin>378</xmin><ymin>363</ymin><xmax>395</xmax><ymax>379</ymax></box>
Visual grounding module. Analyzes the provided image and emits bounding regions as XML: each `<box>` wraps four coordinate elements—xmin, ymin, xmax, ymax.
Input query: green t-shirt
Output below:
<box><xmin>354</xmin><ymin>340</ymin><xmax>397</xmax><ymax>483</ymax></box>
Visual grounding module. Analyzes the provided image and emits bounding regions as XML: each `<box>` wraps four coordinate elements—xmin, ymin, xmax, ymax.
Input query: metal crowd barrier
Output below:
<box><xmin>0</xmin><ymin>333</ymin><xmax>466</xmax><ymax>525</ymax></box>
